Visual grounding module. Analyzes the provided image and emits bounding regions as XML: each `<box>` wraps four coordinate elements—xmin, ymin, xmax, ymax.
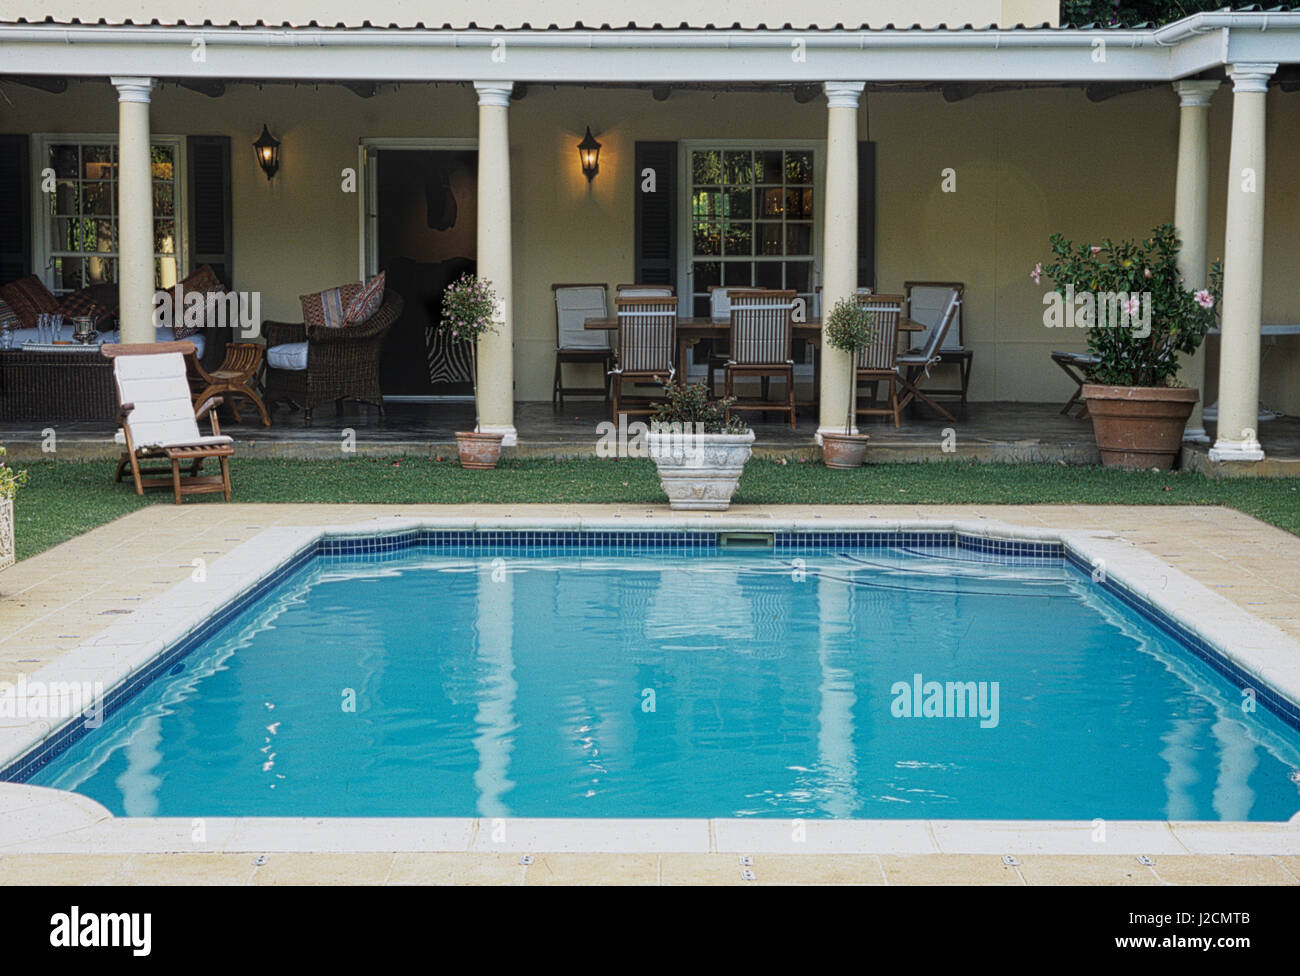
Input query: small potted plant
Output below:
<box><xmin>438</xmin><ymin>273</ymin><xmax>504</xmax><ymax>469</ymax></box>
<box><xmin>820</xmin><ymin>296</ymin><xmax>874</xmax><ymax>468</ymax></box>
<box><xmin>0</xmin><ymin>445</ymin><xmax>28</xmax><ymax>571</ymax></box>
<box><xmin>646</xmin><ymin>381</ymin><xmax>754</xmax><ymax>511</ymax></box>
<box><xmin>1039</xmin><ymin>224</ymin><xmax>1221</xmax><ymax>470</ymax></box>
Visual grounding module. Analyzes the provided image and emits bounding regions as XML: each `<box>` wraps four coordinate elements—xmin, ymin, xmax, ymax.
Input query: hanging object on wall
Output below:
<box><xmin>425</xmin><ymin>166</ymin><xmax>458</xmax><ymax>231</ymax></box>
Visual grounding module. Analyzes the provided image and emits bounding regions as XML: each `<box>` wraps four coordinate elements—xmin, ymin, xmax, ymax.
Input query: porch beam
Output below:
<box><xmin>1</xmin><ymin>75</ymin><xmax>68</xmax><ymax>94</ymax></box>
<box><xmin>1171</xmin><ymin>79</ymin><xmax>1219</xmax><ymax>443</ymax></box>
<box><xmin>473</xmin><ymin>81</ymin><xmax>517</xmax><ymax>447</ymax></box>
<box><xmin>1210</xmin><ymin>63</ymin><xmax>1277</xmax><ymax>464</ymax></box>
<box><xmin>817</xmin><ymin>81</ymin><xmax>865</xmax><ymax>443</ymax></box>
<box><xmin>112</xmin><ymin>77</ymin><xmax>157</xmax><ymax>345</ymax></box>
<box><xmin>6</xmin><ymin>18</ymin><xmax>1300</xmax><ymax>84</ymax></box>
<box><xmin>177</xmin><ymin>79</ymin><xmax>225</xmax><ymax>98</ymax></box>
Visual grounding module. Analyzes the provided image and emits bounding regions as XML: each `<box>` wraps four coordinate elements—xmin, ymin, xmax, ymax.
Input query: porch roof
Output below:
<box><xmin>2</xmin><ymin>11</ymin><xmax>1300</xmax><ymax>84</ymax></box>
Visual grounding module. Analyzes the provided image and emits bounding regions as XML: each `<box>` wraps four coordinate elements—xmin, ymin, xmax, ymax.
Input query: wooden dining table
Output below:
<box><xmin>585</xmin><ymin>315</ymin><xmax>925</xmax><ymax>405</ymax></box>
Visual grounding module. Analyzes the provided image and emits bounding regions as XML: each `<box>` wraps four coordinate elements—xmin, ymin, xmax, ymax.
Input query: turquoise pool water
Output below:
<box><xmin>24</xmin><ymin>542</ymin><xmax>1300</xmax><ymax>820</ymax></box>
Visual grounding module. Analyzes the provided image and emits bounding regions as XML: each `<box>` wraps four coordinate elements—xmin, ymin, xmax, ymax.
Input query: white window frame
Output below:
<box><xmin>30</xmin><ymin>132</ymin><xmax>188</xmax><ymax>294</ymax></box>
<box><xmin>677</xmin><ymin>139</ymin><xmax>824</xmax><ymax>380</ymax></box>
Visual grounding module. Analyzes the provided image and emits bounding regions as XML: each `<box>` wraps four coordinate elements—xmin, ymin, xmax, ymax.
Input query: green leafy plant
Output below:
<box><xmin>650</xmin><ymin>381</ymin><xmax>749</xmax><ymax>434</ymax></box>
<box><xmin>1037</xmin><ymin>223</ymin><xmax>1220</xmax><ymax>388</ymax></box>
<box><xmin>822</xmin><ymin>297</ymin><xmax>877</xmax><ymax>434</ymax></box>
<box><xmin>0</xmin><ymin>445</ymin><xmax>27</xmax><ymax>502</ymax></box>
<box><xmin>436</xmin><ymin>274</ymin><xmax>500</xmax><ymax>431</ymax></box>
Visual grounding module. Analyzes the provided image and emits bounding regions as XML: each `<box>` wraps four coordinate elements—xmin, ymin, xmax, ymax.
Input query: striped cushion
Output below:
<box><xmin>0</xmin><ymin>275</ymin><xmax>59</xmax><ymax>328</ymax></box>
<box><xmin>301</xmin><ymin>282</ymin><xmax>364</xmax><ymax>330</ymax></box>
<box><xmin>0</xmin><ymin>297</ymin><xmax>19</xmax><ymax>332</ymax></box>
<box><xmin>171</xmin><ymin>265</ymin><xmax>227</xmax><ymax>340</ymax></box>
<box><xmin>344</xmin><ymin>271</ymin><xmax>386</xmax><ymax>325</ymax></box>
<box><xmin>57</xmin><ymin>289</ymin><xmax>113</xmax><ymax>329</ymax></box>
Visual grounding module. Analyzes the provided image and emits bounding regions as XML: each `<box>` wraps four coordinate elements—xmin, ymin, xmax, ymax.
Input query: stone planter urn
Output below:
<box><xmin>647</xmin><ymin>430</ymin><xmax>755</xmax><ymax>511</ymax></box>
<box><xmin>0</xmin><ymin>498</ymin><xmax>14</xmax><ymax>571</ymax></box>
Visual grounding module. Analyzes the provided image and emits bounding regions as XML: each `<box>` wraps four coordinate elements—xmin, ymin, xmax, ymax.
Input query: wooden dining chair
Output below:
<box><xmin>551</xmin><ymin>283</ymin><xmax>612</xmax><ymax>408</ymax></box>
<box><xmin>854</xmin><ymin>293</ymin><xmax>905</xmax><ymax>428</ymax></box>
<box><xmin>610</xmin><ymin>296</ymin><xmax>677</xmax><ymax>419</ymax></box>
<box><xmin>615</xmin><ymin>283</ymin><xmax>675</xmax><ymax>299</ymax></box>
<box><xmin>897</xmin><ymin>288</ymin><xmax>961</xmax><ymax>423</ymax></box>
<box><xmin>724</xmin><ymin>289</ymin><xmax>797</xmax><ymax>429</ymax></box>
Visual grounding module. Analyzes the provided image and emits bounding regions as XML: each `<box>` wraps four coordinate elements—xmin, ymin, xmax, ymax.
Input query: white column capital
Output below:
<box><xmin>1227</xmin><ymin>63</ymin><xmax>1277</xmax><ymax>93</ymax></box>
<box><xmin>473</xmin><ymin>82</ymin><xmax>514</xmax><ymax>107</ymax></box>
<box><xmin>1173</xmin><ymin>79</ymin><xmax>1219</xmax><ymax>108</ymax></box>
<box><xmin>823</xmin><ymin>82</ymin><xmax>866</xmax><ymax>109</ymax></box>
<box><xmin>110</xmin><ymin>77</ymin><xmax>156</xmax><ymax>103</ymax></box>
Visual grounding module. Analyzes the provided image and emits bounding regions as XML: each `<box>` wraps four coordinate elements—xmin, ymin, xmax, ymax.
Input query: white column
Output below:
<box><xmin>1172</xmin><ymin>80</ymin><xmax>1219</xmax><ymax>443</ymax></box>
<box><xmin>473</xmin><ymin>82</ymin><xmax>517</xmax><ymax>446</ymax></box>
<box><xmin>816</xmin><ymin>82</ymin><xmax>866</xmax><ymax>442</ymax></box>
<box><xmin>112</xmin><ymin>77</ymin><xmax>156</xmax><ymax>344</ymax></box>
<box><xmin>1210</xmin><ymin>63</ymin><xmax>1276</xmax><ymax>463</ymax></box>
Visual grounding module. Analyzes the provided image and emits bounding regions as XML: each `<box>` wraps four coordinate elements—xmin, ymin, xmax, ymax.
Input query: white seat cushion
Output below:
<box><xmin>266</xmin><ymin>341</ymin><xmax>309</xmax><ymax>371</ymax></box>
<box><xmin>113</xmin><ymin>351</ymin><xmax>203</xmax><ymax>449</ymax></box>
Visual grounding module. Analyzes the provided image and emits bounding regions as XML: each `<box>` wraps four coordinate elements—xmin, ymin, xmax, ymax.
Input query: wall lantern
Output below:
<box><xmin>577</xmin><ymin>126</ymin><xmax>601</xmax><ymax>183</ymax></box>
<box><xmin>253</xmin><ymin>124</ymin><xmax>281</xmax><ymax>180</ymax></box>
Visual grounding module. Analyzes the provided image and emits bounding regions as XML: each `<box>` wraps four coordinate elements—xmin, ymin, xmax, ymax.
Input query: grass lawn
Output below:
<box><xmin>8</xmin><ymin>455</ymin><xmax>1300</xmax><ymax>562</ymax></box>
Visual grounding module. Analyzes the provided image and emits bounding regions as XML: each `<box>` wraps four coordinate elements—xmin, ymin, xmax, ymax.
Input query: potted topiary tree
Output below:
<box><xmin>438</xmin><ymin>273</ymin><xmax>505</xmax><ymax>469</ymax></box>
<box><xmin>645</xmin><ymin>380</ymin><xmax>754</xmax><ymax>511</ymax></box>
<box><xmin>820</xmin><ymin>296</ymin><xmax>874</xmax><ymax>469</ymax></box>
<box><xmin>0</xmin><ymin>445</ymin><xmax>27</xmax><ymax>571</ymax></box>
<box><xmin>1039</xmin><ymin>224</ymin><xmax>1221</xmax><ymax>470</ymax></box>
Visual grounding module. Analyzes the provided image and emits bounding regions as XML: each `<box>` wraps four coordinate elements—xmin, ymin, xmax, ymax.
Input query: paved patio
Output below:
<box><xmin>2</xmin><ymin>502</ymin><xmax>1299</xmax><ymax>884</ymax></box>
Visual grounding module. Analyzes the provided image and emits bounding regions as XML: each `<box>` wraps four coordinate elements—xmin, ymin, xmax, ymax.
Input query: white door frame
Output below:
<box><xmin>358</xmin><ymin>137</ymin><xmax>478</xmax><ymax>401</ymax></box>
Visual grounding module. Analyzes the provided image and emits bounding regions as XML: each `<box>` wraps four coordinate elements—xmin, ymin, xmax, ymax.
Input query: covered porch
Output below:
<box><xmin>2</xmin><ymin>13</ymin><xmax>1300</xmax><ymax>465</ymax></box>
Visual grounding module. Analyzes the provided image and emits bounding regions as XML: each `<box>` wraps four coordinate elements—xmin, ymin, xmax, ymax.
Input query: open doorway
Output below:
<box><xmin>366</xmin><ymin>143</ymin><xmax>478</xmax><ymax>398</ymax></box>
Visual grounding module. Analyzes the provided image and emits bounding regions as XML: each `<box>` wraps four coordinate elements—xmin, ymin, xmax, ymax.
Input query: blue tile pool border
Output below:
<box><xmin>4</xmin><ymin>525</ymin><xmax>1297</xmax><ymax>785</ymax></box>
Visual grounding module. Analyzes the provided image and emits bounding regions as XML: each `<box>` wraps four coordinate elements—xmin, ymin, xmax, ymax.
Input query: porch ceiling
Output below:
<box><xmin>1</xmin><ymin>12</ymin><xmax>1300</xmax><ymax>84</ymax></box>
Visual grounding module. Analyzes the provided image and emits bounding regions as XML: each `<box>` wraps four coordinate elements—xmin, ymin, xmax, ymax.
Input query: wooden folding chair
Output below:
<box><xmin>854</xmin><ymin>294</ymin><xmax>904</xmax><ymax>428</ymax></box>
<box><xmin>904</xmin><ymin>281</ymin><xmax>971</xmax><ymax>414</ymax></box>
<box><xmin>188</xmin><ymin>341</ymin><xmax>271</xmax><ymax>427</ymax></box>
<box><xmin>725</xmin><ymin>289</ymin><xmax>797</xmax><ymax>429</ymax></box>
<box><xmin>551</xmin><ymin>283</ymin><xmax>612</xmax><ymax>408</ymax></box>
<box><xmin>897</xmin><ymin>289</ymin><xmax>961</xmax><ymax>423</ymax></box>
<box><xmin>609</xmin><ymin>296</ymin><xmax>677</xmax><ymax>419</ymax></box>
<box><xmin>102</xmin><ymin>341</ymin><xmax>234</xmax><ymax>504</ymax></box>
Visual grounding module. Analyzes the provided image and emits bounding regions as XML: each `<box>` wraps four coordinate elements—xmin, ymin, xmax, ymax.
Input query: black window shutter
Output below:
<box><xmin>857</xmin><ymin>141</ymin><xmax>876</xmax><ymax>290</ymax></box>
<box><xmin>187</xmin><ymin>135</ymin><xmax>233</xmax><ymax>287</ymax></box>
<box><xmin>0</xmin><ymin>134</ymin><xmax>32</xmax><ymax>283</ymax></box>
<box><xmin>633</xmin><ymin>141</ymin><xmax>676</xmax><ymax>286</ymax></box>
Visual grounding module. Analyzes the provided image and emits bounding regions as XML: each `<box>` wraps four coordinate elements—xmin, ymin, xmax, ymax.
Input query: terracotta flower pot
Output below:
<box><xmin>1082</xmin><ymin>385</ymin><xmax>1198</xmax><ymax>471</ymax></box>
<box><xmin>821</xmin><ymin>432</ymin><xmax>870</xmax><ymax>469</ymax></box>
<box><xmin>455</xmin><ymin>431</ymin><xmax>505</xmax><ymax>469</ymax></box>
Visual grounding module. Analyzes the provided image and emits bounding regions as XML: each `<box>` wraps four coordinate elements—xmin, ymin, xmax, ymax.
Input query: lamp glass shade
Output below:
<box><xmin>253</xmin><ymin>124</ymin><xmax>281</xmax><ymax>180</ymax></box>
<box><xmin>577</xmin><ymin>126</ymin><xmax>601</xmax><ymax>182</ymax></box>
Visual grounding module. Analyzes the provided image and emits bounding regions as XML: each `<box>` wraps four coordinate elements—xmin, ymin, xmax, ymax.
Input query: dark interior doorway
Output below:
<box><xmin>375</xmin><ymin>148</ymin><xmax>477</xmax><ymax>397</ymax></box>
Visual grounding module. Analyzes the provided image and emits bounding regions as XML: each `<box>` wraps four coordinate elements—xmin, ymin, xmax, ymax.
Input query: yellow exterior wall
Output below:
<box><xmin>0</xmin><ymin>1</ymin><xmax>1059</xmax><ymax>28</ymax></box>
<box><xmin>4</xmin><ymin>78</ymin><xmax>1298</xmax><ymax>409</ymax></box>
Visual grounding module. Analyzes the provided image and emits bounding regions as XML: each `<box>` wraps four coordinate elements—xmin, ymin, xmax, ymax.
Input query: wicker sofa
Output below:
<box><xmin>262</xmin><ymin>293</ymin><xmax>403</xmax><ymax>424</ymax></box>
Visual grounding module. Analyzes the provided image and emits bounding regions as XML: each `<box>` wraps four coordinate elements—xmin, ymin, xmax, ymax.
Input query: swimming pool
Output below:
<box><xmin>12</xmin><ymin>527</ymin><xmax>1300</xmax><ymax>823</ymax></box>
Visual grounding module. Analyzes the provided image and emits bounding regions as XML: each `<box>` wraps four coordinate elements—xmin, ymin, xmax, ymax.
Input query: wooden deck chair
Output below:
<box><xmin>102</xmin><ymin>341</ymin><xmax>234</xmax><ymax>504</ymax></box>
<box><xmin>551</xmin><ymin>283</ymin><xmax>612</xmax><ymax>408</ymax></box>
<box><xmin>725</xmin><ymin>289</ymin><xmax>797</xmax><ymax>429</ymax></box>
<box><xmin>610</xmin><ymin>296</ymin><xmax>677</xmax><ymax>419</ymax></box>
<box><xmin>854</xmin><ymin>293</ymin><xmax>904</xmax><ymax>428</ymax></box>
<box><xmin>897</xmin><ymin>288</ymin><xmax>961</xmax><ymax>423</ymax></box>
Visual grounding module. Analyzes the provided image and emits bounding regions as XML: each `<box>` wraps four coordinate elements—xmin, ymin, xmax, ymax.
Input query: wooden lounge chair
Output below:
<box><xmin>854</xmin><ymin>293</ymin><xmax>905</xmax><ymax>428</ymax></box>
<box><xmin>610</xmin><ymin>295</ymin><xmax>676</xmax><ymax>419</ymax></box>
<box><xmin>904</xmin><ymin>281</ymin><xmax>972</xmax><ymax>412</ymax></box>
<box><xmin>551</xmin><ymin>283</ymin><xmax>612</xmax><ymax>408</ymax></box>
<box><xmin>897</xmin><ymin>288</ymin><xmax>962</xmax><ymax>423</ymax></box>
<box><xmin>725</xmin><ymin>289</ymin><xmax>797</xmax><ymax>429</ymax></box>
<box><xmin>102</xmin><ymin>341</ymin><xmax>233</xmax><ymax>504</ymax></box>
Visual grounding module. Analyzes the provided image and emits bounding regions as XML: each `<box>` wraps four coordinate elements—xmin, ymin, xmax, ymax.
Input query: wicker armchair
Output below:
<box><xmin>263</xmin><ymin>293</ymin><xmax>403</xmax><ymax>424</ymax></box>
